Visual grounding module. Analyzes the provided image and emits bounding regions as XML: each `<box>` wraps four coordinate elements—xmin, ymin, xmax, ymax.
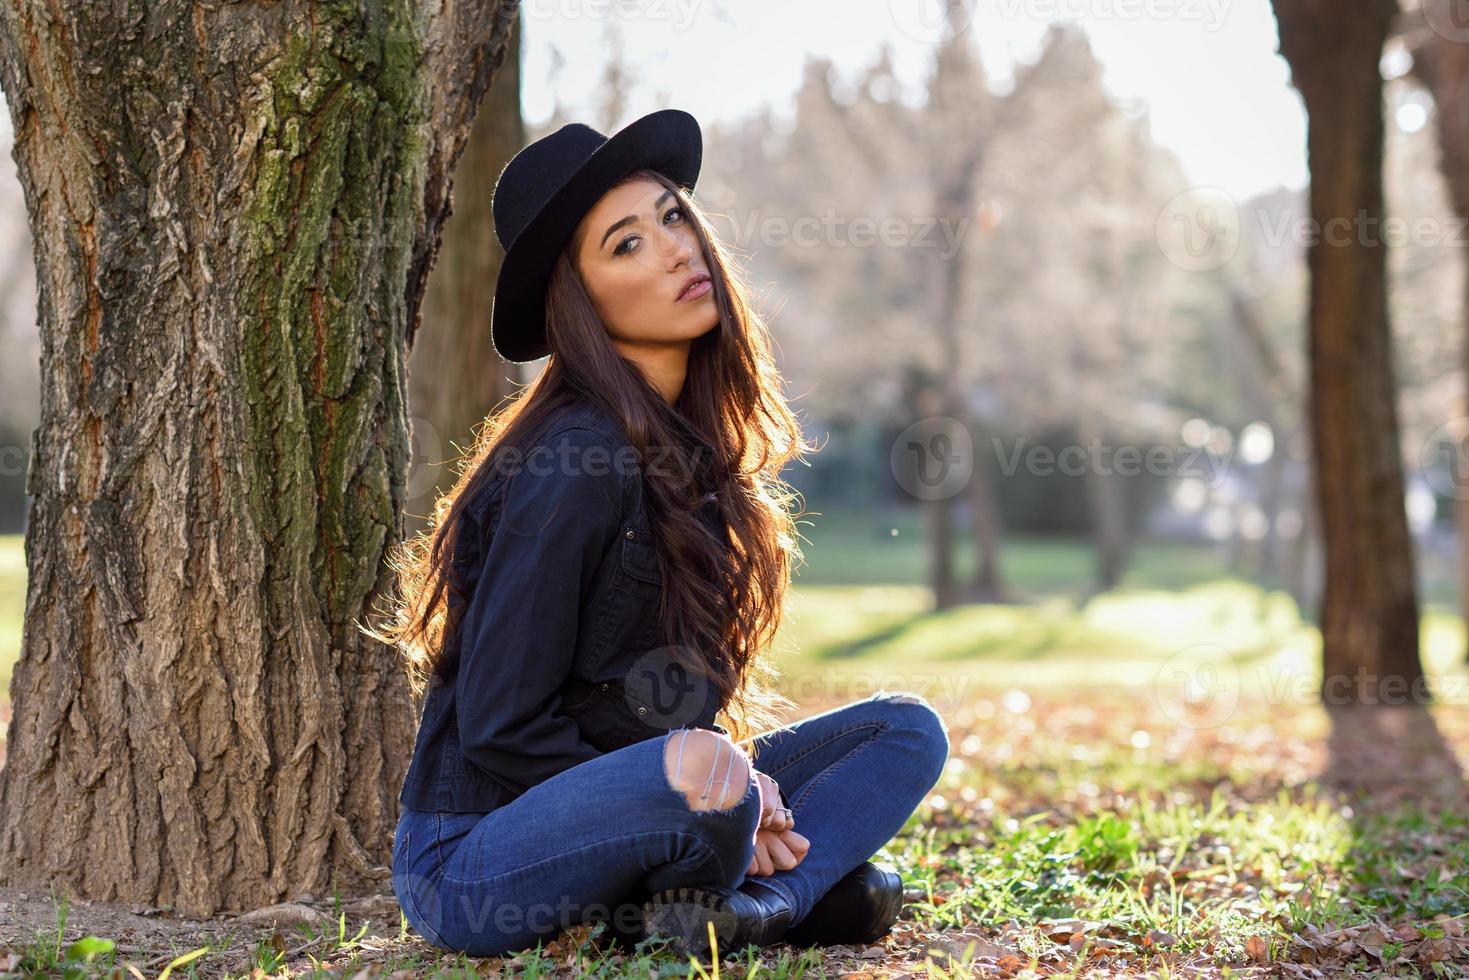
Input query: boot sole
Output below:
<box><xmin>641</xmin><ymin>886</ymin><xmax>741</xmax><ymax>958</ymax></box>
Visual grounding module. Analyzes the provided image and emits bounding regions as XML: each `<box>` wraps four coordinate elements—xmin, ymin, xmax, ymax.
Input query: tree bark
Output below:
<box><xmin>0</xmin><ymin>0</ymin><xmax>519</xmax><ymax>916</ymax></box>
<box><xmin>1273</xmin><ymin>0</ymin><xmax>1428</xmax><ymax>705</ymax></box>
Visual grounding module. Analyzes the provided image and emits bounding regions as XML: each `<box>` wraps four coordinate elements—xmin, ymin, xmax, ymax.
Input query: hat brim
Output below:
<box><xmin>491</xmin><ymin>108</ymin><xmax>703</xmax><ymax>363</ymax></box>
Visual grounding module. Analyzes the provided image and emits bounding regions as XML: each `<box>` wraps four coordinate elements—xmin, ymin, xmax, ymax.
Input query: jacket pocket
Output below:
<box><xmin>561</xmin><ymin>678</ymin><xmax>663</xmax><ymax>753</ymax></box>
<box><xmin>612</xmin><ymin>524</ymin><xmax>662</xmax><ymax>600</ymax></box>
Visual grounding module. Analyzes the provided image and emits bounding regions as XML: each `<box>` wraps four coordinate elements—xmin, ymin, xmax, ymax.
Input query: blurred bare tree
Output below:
<box><xmin>707</xmin><ymin>14</ymin><xmax>1191</xmax><ymax>605</ymax></box>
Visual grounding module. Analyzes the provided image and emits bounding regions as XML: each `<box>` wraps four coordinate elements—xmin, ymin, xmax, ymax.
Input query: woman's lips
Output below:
<box><xmin>677</xmin><ymin>277</ymin><xmax>712</xmax><ymax>301</ymax></box>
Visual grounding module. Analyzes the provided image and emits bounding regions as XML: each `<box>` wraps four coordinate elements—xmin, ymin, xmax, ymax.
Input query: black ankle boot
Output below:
<box><xmin>782</xmin><ymin>861</ymin><xmax>905</xmax><ymax>947</ymax></box>
<box><xmin>640</xmin><ymin>877</ymin><xmax>795</xmax><ymax>958</ymax></box>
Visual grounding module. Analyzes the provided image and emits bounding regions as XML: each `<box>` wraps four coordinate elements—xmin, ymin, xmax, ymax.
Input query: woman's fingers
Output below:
<box><xmin>747</xmin><ymin>828</ymin><xmax>809</xmax><ymax>876</ymax></box>
<box><xmin>754</xmin><ymin>772</ymin><xmax>784</xmax><ymax>828</ymax></box>
<box><xmin>753</xmin><ymin>771</ymin><xmax>796</xmax><ymax>832</ymax></box>
<box><xmin>763</xmin><ymin>833</ymin><xmax>799</xmax><ymax>871</ymax></box>
<box><xmin>778</xmin><ymin>829</ymin><xmax>810</xmax><ymax>862</ymax></box>
<box><xmin>754</xmin><ymin>837</ymin><xmax>775</xmax><ymax>877</ymax></box>
<box><xmin>767</xmin><ymin>803</ymin><xmax>794</xmax><ymax>833</ymax></box>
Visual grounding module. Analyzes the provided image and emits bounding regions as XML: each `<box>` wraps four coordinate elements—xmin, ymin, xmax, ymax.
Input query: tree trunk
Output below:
<box><xmin>931</xmin><ymin>161</ymin><xmax>1004</xmax><ymax>608</ymax></box>
<box><xmin>1408</xmin><ymin>6</ymin><xmax>1469</xmax><ymax>663</ymax></box>
<box><xmin>1273</xmin><ymin>0</ymin><xmax>1428</xmax><ymax>706</ymax></box>
<box><xmin>407</xmin><ymin>10</ymin><xmax>525</xmax><ymax>537</ymax></box>
<box><xmin>925</xmin><ymin>494</ymin><xmax>959</xmax><ymax>610</ymax></box>
<box><xmin>1080</xmin><ymin>418</ymin><xmax>1129</xmax><ymax>594</ymax></box>
<box><xmin>1222</xmin><ymin>286</ymin><xmax>1287</xmax><ymax>581</ymax></box>
<box><xmin>1287</xmin><ymin>448</ymin><xmax>1323</xmax><ymax>619</ymax></box>
<box><xmin>964</xmin><ymin>414</ymin><xmax>1006</xmax><ymax>601</ymax></box>
<box><xmin>0</xmin><ymin>0</ymin><xmax>519</xmax><ymax>916</ymax></box>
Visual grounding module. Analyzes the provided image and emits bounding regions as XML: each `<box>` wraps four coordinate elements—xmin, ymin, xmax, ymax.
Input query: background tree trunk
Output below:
<box><xmin>1407</xmin><ymin>5</ymin><xmax>1469</xmax><ymax>663</ymax></box>
<box><xmin>1273</xmin><ymin>0</ymin><xmax>1428</xmax><ymax>705</ymax></box>
<box><xmin>0</xmin><ymin>0</ymin><xmax>518</xmax><ymax>916</ymax></box>
<box><xmin>407</xmin><ymin>9</ymin><xmax>525</xmax><ymax>537</ymax></box>
<box><xmin>1080</xmin><ymin>417</ymin><xmax>1130</xmax><ymax>595</ymax></box>
<box><xmin>963</xmin><ymin>414</ymin><xmax>1006</xmax><ymax>602</ymax></box>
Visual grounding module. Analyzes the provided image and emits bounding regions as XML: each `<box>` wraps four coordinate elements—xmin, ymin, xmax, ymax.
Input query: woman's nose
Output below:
<box><xmin>653</xmin><ymin>225</ymin><xmax>695</xmax><ymax>265</ymax></box>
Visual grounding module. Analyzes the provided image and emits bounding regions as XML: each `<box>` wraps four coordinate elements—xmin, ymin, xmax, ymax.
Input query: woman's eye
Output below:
<box><xmin>612</xmin><ymin>208</ymin><xmax>686</xmax><ymax>257</ymax></box>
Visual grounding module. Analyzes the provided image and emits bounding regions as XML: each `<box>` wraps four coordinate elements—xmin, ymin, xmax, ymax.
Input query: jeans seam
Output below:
<box><xmin>406</xmin><ymin>886</ymin><xmax>452</xmax><ymax>949</ymax></box>
<box><xmin>786</xmin><ymin>719</ymin><xmax>890</xmax><ymax>811</ymax></box>
<box><xmin>761</xmin><ymin>719</ymin><xmax>888</xmax><ymax>784</ymax></box>
<box><xmin>399</xmin><ymin>827</ymin><xmax>452</xmax><ymax>951</ymax></box>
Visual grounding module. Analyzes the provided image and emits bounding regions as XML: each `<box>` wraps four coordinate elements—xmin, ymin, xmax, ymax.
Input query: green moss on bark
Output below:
<box><xmin>237</xmin><ymin>1</ymin><xmax>426</xmax><ymax>616</ymax></box>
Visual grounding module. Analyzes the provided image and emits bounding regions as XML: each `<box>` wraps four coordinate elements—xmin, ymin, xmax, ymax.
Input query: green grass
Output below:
<box><xmin>771</xmin><ymin>580</ymin><xmax>1469</xmax><ymax>714</ymax></box>
<box><xmin>790</xmin><ymin>508</ymin><xmax>1234</xmax><ymax>594</ymax></box>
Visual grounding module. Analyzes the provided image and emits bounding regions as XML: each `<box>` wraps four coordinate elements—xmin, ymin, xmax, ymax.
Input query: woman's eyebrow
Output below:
<box><xmin>599</xmin><ymin>190</ymin><xmax>675</xmax><ymax>250</ymax></box>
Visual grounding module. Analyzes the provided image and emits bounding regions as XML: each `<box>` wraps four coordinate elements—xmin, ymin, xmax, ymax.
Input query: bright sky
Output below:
<box><xmin>520</xmin><ymin>0</ymin><xmax>1309</xmax><ymax>202</ymax></box>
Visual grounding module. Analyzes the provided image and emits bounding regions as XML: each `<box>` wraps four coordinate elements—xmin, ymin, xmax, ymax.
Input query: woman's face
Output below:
<box><xmin>571</xmin><ymin>178</ymin><xmax>719</xmax><ymax>364</ymax></box>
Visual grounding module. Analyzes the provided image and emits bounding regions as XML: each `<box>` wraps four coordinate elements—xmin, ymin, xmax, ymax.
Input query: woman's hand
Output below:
<box><xmin>747</xmin><ymin>826</ymin><xmax>810</xmax><ymax>877</ymax></box>
<box><xmin>747</xmin><ymin>768</ymin><xmax>807</xmax><ymax>876</ymax></box>
<box><xmin>753</xmin><ymin>770</ymin><xmax>794</xmax><ymax>833</ymax></box>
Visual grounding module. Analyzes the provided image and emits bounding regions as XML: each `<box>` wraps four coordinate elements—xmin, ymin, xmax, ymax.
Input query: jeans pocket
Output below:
<box><xmin>404</xmin><ymin>882</ymin><xmax>453</xmax><ymax>951</ymax></box>
<box><xmin>394</xmin><ymin>827</ymin><xmax>409</xmax><ymax>875</ymax></box>
<box><xmin>394</xmin><ymin>826</ymin><xmax>454</xmax><ymax>951</ymax></box>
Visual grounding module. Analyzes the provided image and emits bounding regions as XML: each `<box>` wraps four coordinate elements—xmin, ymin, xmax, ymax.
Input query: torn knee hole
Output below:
<box><xmin>664</xmin><ymin>729</ymin><xmax>751</xmax><ymax>813</ymax></box>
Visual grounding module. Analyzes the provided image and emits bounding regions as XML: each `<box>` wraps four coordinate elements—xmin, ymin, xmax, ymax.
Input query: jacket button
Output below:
<box><xmin>637</xmin><ymin>706</ymin><xmax>647</xmax><ymax>716</ymax></box>
<box><xmin>625</xmin><ymin>529</ymin><xmax>635</xmax><ymax>540</ymax></box>
<box><xmin>600</xmin><ymin>683</ymin><xmax>609</xmax><ymax>692</ymax></box>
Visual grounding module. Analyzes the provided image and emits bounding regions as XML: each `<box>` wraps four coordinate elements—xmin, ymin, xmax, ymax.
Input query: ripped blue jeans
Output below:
<box><xmin>391</xmin><ymin>690</ymin><xmax>950</xmax><ymax>957</ymax></box>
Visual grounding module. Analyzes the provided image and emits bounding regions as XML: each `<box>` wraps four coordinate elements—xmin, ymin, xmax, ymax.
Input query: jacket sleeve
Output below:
<box><xmin>455</xmin><ymin>424</ymin><xmax>625</xmax><ymax>793</ymax></box>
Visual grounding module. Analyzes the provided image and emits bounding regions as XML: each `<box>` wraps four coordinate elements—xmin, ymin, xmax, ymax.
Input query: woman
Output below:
<box><xmin>364</xmin><ymin>108</ymin><xmax>950</xmax><ymax>960</ymax></box>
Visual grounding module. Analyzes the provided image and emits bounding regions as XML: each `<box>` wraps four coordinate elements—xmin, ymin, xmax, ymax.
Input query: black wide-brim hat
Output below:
<box><xmin>490</xmin><ymin>108</ymin><xmax>703</xmax><ymax>364</ymax></box>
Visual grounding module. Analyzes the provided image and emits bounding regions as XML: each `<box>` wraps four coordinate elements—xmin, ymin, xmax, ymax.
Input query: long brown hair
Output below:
<box><xmin>362</xmin><ymin>168</ymin><xmax>815</xmax><ymax>745</ymax></box>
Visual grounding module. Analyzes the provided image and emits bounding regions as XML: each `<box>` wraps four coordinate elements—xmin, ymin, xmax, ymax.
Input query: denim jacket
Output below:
<box><xmin>398</xmin><ymin>396</ymin><xmax>736</xmax><ymax>813</ymax></box>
